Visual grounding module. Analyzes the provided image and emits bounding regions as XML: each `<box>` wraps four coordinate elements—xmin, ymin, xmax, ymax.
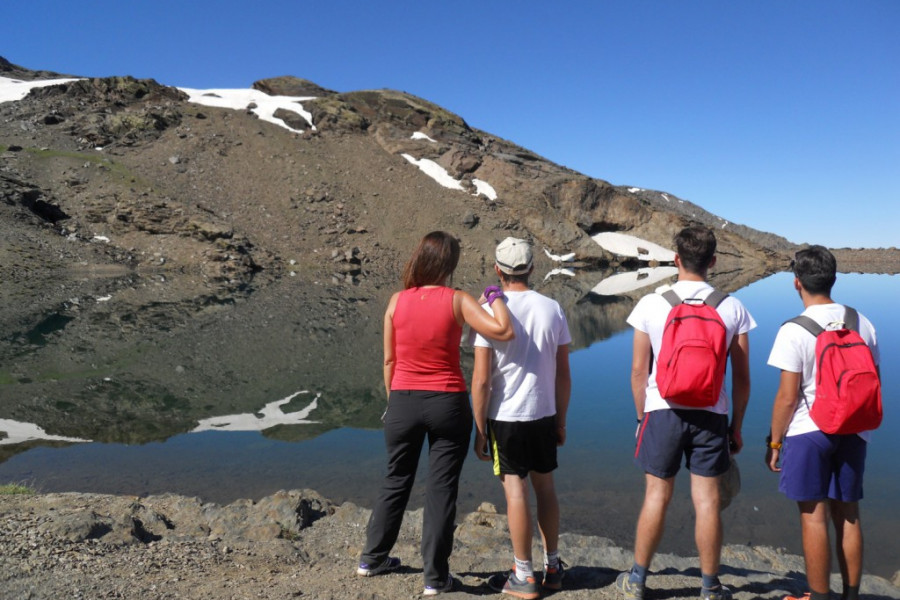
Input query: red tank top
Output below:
<box><xmin>390</xmin><ymin>286</ymin><xmax>467</xmax><ymax>392</ymax></box>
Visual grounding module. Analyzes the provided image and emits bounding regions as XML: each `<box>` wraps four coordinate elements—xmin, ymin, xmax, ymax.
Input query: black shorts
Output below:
<box><xmin>488</xmin><ymin>415</ymin><xmax>558</xmax><ymax>478</ymax></box>
<box><xmin>634</xmin><ymin>409</ymin><xmax>729</xmax><ymax>478</ymax></box>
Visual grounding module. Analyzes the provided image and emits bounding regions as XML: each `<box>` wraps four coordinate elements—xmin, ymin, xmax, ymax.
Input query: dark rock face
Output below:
<box><xmin>252</xmin><ymin>76</ymin><xmax>336</xmax><ymax>97</ymax></box>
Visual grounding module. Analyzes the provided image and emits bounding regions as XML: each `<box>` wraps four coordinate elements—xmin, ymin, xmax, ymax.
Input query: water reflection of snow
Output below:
<box><xmin>591</xmin><ymin>232</ymin><xmax>675</xmax><ymax>262</ymax></box>
<box><xmin>0</xmin><ymin>419</ymin><xmax>91</xmax><ymax>446</ymax></box>
<box><xmin>192</xmin><ymin>391</ymin><xmax>319</xmax><ymax>433</ymax></box>
<box><xmin>590</xmin><ymin>266</ymin><xmax>679</xmax><ymax>296</ymax></box>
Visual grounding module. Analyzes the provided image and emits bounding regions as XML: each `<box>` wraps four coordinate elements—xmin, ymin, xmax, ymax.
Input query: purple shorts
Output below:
<box><xmin>779</xmin><ymin>430</ymin><xmax>866</xmax><ymax>502</ymax></box>
<box><xmin>634</xmin><ymin>409</ymin><xmax>729</xmax><ymax>478</ymax></box>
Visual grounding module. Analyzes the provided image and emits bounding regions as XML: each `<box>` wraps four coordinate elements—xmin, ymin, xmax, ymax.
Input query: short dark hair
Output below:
<box><xmin>674</xmin><ymin>226</ymin><xmax>717</xmax><ymax>275</ymax></box>
<box><xmin>402</xmin><ymin>231</ymin><xmax>461</xmax><ymax>289</ymax></box>
<box><xmin>498</xmin><ymin>269</ymin><xmax>530</xmax><ymax>286</ymax></box>
<box><xmin>792</xmin><ymin>245</ymin><xmax>836</xmax><ymax>296</ymax></box>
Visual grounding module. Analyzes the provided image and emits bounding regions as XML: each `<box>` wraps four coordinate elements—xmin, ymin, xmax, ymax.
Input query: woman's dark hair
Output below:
<box><xmin>674</xmin><ymin>226</ymin><xmax>717</xmax><ymax>275</ymax></box>
<box><xmin>792</xmin><ymin>245</ymin><xmax>837</xmax><ymax>296</ymax></box>
<box><xmin>402</xmin><ymin>231</ymin><xmax>461</xmax><ymax>289</ymax></box>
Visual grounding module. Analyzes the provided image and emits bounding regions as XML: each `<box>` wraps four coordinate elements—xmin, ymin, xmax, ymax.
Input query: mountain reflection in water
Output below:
<box><xmin>1</xmin><ymin>268</ymin><xmax>898</xmax><ymax>578</ymax></box>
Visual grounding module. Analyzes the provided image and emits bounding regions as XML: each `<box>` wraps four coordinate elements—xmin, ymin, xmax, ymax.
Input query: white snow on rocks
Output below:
<box><xmin>472</xmin><ymin>178</ymin><xmax>497</xmax><ymax>201</ymax></box>
<box><xmin>591</xmin><ymin>232</ymin><xmax>676</xmax><ymax>262</ymax></box>
<box><xmin>0</xmin><ymin>76</ymin><xmax>82</xmax><ymax>103</ymax></box>
<box><xmin>179</xmin><ymin>87</ymin><xmax>315</xmax><ymax>133</ymax></box>
<box><xmin>411</xmin><ymin>131</ymin><xmax>436</xmax><ymax>142</ymax></box>
<box><xmin>401</xmin><ymin>154</ymin><xmax>465</xmax><ymax>191</ymax></box>
<box><xmin>192</xmin><ymin>391</ymin><xmax>319</xmax><ymax>432</ymax></box>
<box><xmin>0</xmin><ymin>418</ymin><xmax>91</xmax><ymax>446</ymax></box>
<box><xmin>591</xmin><ymin>266</ymin><xmax>679</xmax><ymax>296</ymax></box>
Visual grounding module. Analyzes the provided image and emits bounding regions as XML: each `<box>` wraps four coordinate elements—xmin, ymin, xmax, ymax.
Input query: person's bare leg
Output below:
<box><xmin>690</xmin><ymin>473</ymin><xmax>722</xmax><ymax>576</ymax></box>
<box><xmin>530</xmin><ymin>471</ymin><xmax>559</xmax><ymax>555</ymax></box>
<box><xmin>502</xmin><ymin>474</ymin><xmax>533</xmax><ymax>563</ymax></box>
<box><xmin>830</xmin><ymin>500</ymin><xmax>863</xmax><ymax>593</ymax></box>
<box><xmin>634</xmin><ymin>474</ymin><xmax>675</xmax><ymax>568</ymax></box>
<box><xmin>799</xmin><ymin>500</ymin><xmax>832</xmax><ymax>596</ymax></box>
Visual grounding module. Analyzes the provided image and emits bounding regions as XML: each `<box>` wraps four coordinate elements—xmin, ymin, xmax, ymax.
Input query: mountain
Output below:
<box><xmin>0</xmin><ymin>57</ymin><xmax>805</xmax><ymax>447</ymax></box>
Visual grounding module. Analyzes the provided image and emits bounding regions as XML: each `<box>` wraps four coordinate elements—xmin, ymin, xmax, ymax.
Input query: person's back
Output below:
<box><xmin>766</xmin><ymin>245</ymin><xmax>880</xmax><ymax>600</ymax></box>
<box><xmin>483</xmin><ymin>289</ymin><xmax>568</xmax><ymax>422</ymax></box>
<box><xmin>471</xmin><ymin>237</ymin><xmax>572</xmax><ymax>599</ymax></box>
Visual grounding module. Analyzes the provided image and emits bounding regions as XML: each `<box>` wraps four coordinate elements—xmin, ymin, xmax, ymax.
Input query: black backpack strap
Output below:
<box><xmin>786</xmin><ymin>315</ymin><xmax>824</xmax><ymax>337</ymax></box>
<box><xmin>660</xmin><ymin>289</ymin><xmax>681</xmax><ymax>307</ymax></box>
<box><xmin>843</xmin><ymin>306</ymin><xmax>860</xmax><ymax>332</ymax></box>
<box><xmin>703</xmin><ymin>289</ymin><xmax>729</xmax><ymax>309</ymax></box>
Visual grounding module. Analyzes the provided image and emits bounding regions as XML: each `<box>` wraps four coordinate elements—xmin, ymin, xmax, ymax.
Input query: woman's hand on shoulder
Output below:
<box><xmin>457</xmin><ymin>290</ymin><xmax>514</xmax><ymax>341</ymax></box>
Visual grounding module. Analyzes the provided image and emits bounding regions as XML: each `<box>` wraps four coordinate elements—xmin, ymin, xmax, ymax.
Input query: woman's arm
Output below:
<box><xmin>383</xmin><ymin>292</ymin><xmax>400</xmax><ymax>399</ymax></box>
<box><xmin>455</xmin><ymin>290</ymin><xmax>514</xmax><ymax>341</ymax></box>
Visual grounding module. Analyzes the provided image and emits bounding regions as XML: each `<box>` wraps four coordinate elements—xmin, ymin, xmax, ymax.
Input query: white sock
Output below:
<box><xmin>544</xmin><ymin>550</ymin><xmax>560</xmax><ymax>570</ymax></box>
<box><xmin>514</xmin><ymin>557</ymin><xmax>533</xmax><ymax>580</ymax></box>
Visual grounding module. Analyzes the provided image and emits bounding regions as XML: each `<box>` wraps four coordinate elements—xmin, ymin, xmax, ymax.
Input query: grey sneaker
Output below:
<box><xmin>423</xmin><ymin>575</ymin><xmax>455</xmax><ymax>596</ymax></box>
<box><xmin>488</xmin><ymin>570</ymin><xmax>540</xmax><ymax>600</ymax></box>
<box><xmin>542</xmin><ymin>559</ymin><xmax>568</xmax><ymax>590</ymax></box>
<box><xmin>701</xmin><ymin>585</ymin><xmax>733</xmax><ymax>600</ymax></box>
<box><xmin>616</xmin><ymin>571</ymin><xmax>645</xmax><ymax>600</ymax></box>
<box><xmin>356</xmin><ymin>556</ymin><xmax>401</xmax><ymax>576</ymax></box>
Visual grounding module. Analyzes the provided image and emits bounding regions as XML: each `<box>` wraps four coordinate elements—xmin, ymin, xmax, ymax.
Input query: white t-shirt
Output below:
<box><xmin>473</xmin><ymin>290</ymin><xmax>572</xmax><ymax>421</ymax></box>
<box><xmin>626</xmin><ymin>280</ymin><xmax>757</xmax><ymax>414</ymax></box>
<box><xmin>767</xmin><ymin>303</ymin><xmax>880</xmax><ymax>440</ymax></box>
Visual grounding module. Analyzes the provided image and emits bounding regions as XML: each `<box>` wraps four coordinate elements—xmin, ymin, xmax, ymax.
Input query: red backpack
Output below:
<box><xmin>655</xmin><ymin>288</ymin><xmax>729</xmax><ymax>407</ymax></box>
<box><xmin>788</xmin><ymin>307</ymin><xmax>882</xmax><ymax>434</ymax></box>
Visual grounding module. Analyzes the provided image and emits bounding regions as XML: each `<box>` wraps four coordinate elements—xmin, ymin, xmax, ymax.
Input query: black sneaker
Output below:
<box><xmin>423</xmin><ymin>574</ymin><xmax>455</xmax><ymax>596</ymax></box>
<box><xmin>356</xmin><ymin>556</ymin><xmax>401</xmax><ymax>577</ymax></box>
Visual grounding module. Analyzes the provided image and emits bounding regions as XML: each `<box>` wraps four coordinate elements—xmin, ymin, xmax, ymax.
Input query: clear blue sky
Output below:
<box><xmin>3</xmin><ymin>1</ymin><xmax>898</xmax><ymax>248</ymax></box>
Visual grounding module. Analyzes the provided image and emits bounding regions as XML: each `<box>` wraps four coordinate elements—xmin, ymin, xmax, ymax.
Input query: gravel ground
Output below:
<box><xmin>2</xmin><ymin>490</ymin><xmax>898</xmax><ymax>600</ymax></box>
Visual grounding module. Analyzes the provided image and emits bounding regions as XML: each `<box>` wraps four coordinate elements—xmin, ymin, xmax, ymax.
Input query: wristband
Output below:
<box><xmin>765</xmin><ymin>435</ymin><xmax>782</xmax><ymax>450</ymax></box>
<box><xmin>487</xmin><ymin>291</ymin><xmax>505</xmax><ymax>306</ymax></box>
<box><xmin>483</xmin><ymin>285</ymin><xmax>501</xmax><ymax>298</ymax></box>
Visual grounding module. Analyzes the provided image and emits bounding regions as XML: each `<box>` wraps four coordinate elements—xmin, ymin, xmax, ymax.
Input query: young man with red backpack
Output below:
<box><xmin>766</xmin><ymin>246</ymin><xmax>881</xmax><ymax>600</ymax></box>
<box><xmin>619</xmin><ymin>226</ymin><xmax>755</xmax><ymax>600</ymax></box>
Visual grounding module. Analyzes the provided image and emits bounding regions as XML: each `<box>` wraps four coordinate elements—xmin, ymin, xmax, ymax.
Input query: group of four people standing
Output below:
<box><xmin>356</xmin><ymin>227</ymin><xmax>879</xmax><ymax>600</ymax></box>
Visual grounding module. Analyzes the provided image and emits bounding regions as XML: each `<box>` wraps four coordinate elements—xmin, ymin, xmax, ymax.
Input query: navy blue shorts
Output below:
<box><xmin>779</xmin><ymin>430</ymin><xmax>866</xmax><ymax>502</ymax></box>
<box><xmin>634</xmin><ymin>409</ymin><xmax>729</xmax><ymax>478</ymax></box>
<box><xmin>488</xmin><ymin>415</ymin><xmax>558</xmax><ymax>478</ymax></box>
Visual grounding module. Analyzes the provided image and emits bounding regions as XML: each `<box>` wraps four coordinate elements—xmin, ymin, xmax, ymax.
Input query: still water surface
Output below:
<box><xmin>1</xmin><ymin>272</ymin><xmax>897</xmax><ymax>577</ymax></box>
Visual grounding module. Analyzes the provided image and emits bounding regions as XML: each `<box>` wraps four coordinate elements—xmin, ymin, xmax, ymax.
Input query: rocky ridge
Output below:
<box><xmin>2</xmin><ymin>490</ymin><xmax>898</xmax><ymax>600</ymax></box>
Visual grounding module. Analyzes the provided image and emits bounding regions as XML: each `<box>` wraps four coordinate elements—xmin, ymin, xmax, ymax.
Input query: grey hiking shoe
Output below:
<box><xmin>356</xmin><ymin>556</ymin><xmax>401</xmax><ymax>576</ymax></box>
<box><xmin>488</xmin><ymin>570</ymin><xmax>540</xmax><ymax>600</ymax></box>
<box><xmin>701</xmin><ymin>585</ymin><xmax>733</xmax><ymax>600</ymax></box>
<box><xmin>542</xmin><ymin>559</ymin><xmax>567</xmax><ymax>590</ymax></box>
<box><xmin>616</xmin><ymin>571</ymin><xmax>645</xmax><ymax>600</ymax></box>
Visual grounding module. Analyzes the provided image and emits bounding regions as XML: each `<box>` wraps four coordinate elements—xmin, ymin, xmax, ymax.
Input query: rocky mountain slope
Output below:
<box><xmin>0</xmin><ymin>55</ymin><xmax>892</xmax><ymax>449</ymax></box>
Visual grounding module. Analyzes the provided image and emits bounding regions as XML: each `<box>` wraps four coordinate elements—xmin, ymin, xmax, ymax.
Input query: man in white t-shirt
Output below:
<box><xmin>618</xmin><ymin>226</ymin><xmax>755</xmax><ymax>600</ymax></box>
<box><xmin>472</xmin><ymin>237</ymin><xmax>572</xmax><ymax>600</ymax></box>
<box><xmin>766</xmin><ymin>246</ymin><xmax>880</xmax><ymax>600</ymax></box>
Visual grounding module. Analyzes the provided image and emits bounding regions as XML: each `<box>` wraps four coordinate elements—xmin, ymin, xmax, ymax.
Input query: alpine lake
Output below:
<box><xmin>1</xmin><ymin>267</ymin><xmax>897</xmax><ymax>578</ymax></box>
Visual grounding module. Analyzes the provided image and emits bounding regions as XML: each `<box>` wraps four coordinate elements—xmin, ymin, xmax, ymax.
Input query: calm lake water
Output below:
<box><xmin>1</xmin><ymin>271</ymin><xmax>897</xmax><ymax>577</ymax></box>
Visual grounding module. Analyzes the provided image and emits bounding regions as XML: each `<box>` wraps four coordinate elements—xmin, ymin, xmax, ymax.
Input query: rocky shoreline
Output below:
<box><xmin>1</xmin><ymin>490</ymin><xmax>898</xmax><ymax>600</ymax></box>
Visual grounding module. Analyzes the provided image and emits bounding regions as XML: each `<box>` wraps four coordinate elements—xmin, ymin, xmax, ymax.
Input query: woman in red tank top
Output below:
<box><xmin>358</xmin><ymin>231</ymin><xmax>514</xmax><ymax>594</ymax></box>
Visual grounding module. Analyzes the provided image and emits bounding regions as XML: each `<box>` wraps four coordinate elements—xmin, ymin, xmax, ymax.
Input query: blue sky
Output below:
<box><xmin>3</xmin><ymin>1</ymin><xmax>898</xmax><ymax>248</ymax></box>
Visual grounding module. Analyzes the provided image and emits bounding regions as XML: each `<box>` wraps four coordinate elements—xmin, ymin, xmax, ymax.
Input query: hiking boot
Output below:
<box><xmin>488</xmin><ymin>570</ymin><xmax>540</xmax><ymax>599</ymax></box>
<box><xmin>356</xmin><ymin>556</ymin><xmax>401</xmax><ymax>577</ymax></box>
<box><xmin>616</xmin><ymin>571</ymin><xmax>645</xmax><ymax>600</ymax></box>
<box><xmin>423</xmin><ymin>575</ymin><xmax>455</xmax><ymax>596</ymax></box>
<box><xmin>542</xmin><ymin>559</ymin><xmax>568</xmax><ymax>590</ymax></box>
<box><xmin>701</xmin><ymin>585</ymin><xmax>733</xmax><ymax>600</ymax></box>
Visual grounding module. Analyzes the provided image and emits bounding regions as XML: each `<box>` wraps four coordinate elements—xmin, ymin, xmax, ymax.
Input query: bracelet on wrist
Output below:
<box><xmin>765</xmin><ymin>435</ymin><xmax>782</xmax><ymax>450</ymax></box>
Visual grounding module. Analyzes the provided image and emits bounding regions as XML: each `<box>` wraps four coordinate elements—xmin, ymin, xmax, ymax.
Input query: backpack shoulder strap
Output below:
<box><xmin>843</xmin><ymin>306</ymin><xmax>860</xmax><ymax>332</ymax></box>
<box><xmin>703</xmin><ymin>289</ymin><xmax>729</xmax><ymax>309</ymax></box>
<box><xmin>660</xmin><ymin>289</ymin><xmax>681</xmax><ymax>307</ymax></box>
<box><xmin>786</xmin><ymin>315</ymin><xmax>824</xmax><ymax>337</ymax></box>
